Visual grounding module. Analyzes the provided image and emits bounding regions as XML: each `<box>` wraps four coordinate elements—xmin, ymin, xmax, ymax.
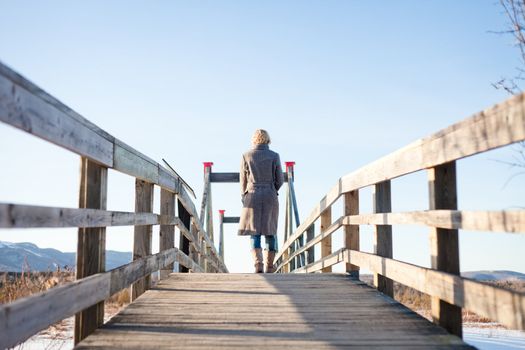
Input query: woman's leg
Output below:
<box><xmin>263</xmin><ymin>235</ymin><xmax>277</xmax><ymax>273</ymax></box>
<box><xmin>250</xmin><ymin>235</ymin><xmax>263</xmax><ymax>273</ymax></box>
<box><xmin>250</xmin><ymin>235</ymin><xmax>262</xmax><ymax>249</ymax></box>
<box><xmin>264</xmin><ymin>235</ymin><xmax>277</xmax><ymax>251</ymax></box>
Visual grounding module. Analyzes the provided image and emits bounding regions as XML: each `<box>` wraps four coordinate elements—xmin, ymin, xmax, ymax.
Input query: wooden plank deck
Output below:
<box><xmin>75</xmin><ymin>273</ymin><xmax>473</xmax><ymax>349</ymax></box>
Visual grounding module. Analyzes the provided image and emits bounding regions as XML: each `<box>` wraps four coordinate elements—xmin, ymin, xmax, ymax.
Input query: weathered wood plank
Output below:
<box><xmin>0</xmin><ymin>203</ymin><xmax>160</xmax><ymax>228</ymax></box>
<box><xmin>344</xmin><ymin>190</ymin><xmax>359</xmax><ymax>277</ymax></box>
<box><xmin>75</xmin><ymin>158</ymin><xmax>107</xmax><ymax>344</ymax></box>
<box><xmin>160</xmin><ymin>189</ymin><xmax>175</xmax><ymax>279</ymax></box>
<box><xmin>0</xmin><ymin>62</ymin><xmax>114</xmax><ymax>166</ymax></box>
<box><xmin>342</xmin><ymin>210</ymin><xmax>525</xmax><ymax>233</ymax></box>
<box><xmin>131</xmin><ymin>179</ymin><xmax>154</xmax><ymax>300</ymax></box>
<box><xmin>428</xmin><ymin>162</ymin><xmax>462</xmax><ymax>337</ymax></box>
<box><xmin>113</xmin><ymin>142</ymin><xmax>159</xmax><ymax>185</ymax></box>
<box><xmin>158</xmin><ymin>165</ymin><xmax>180</xmax><ymax>194</ymax></box>
<box><xmin>320</xmin><ymin>207</ymin><xmax>332</xmax><ymax>273</ymax></box>
<box><xmin>373</xmin><ymin>180</ymin><xmax>393</xmax><ymax>297</ymax></box>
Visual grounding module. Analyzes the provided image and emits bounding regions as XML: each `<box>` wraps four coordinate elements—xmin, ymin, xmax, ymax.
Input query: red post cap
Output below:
<box><xmin>203</xmin><ymin>162</ymin><xmax>214</xmax><ymax>174</ymax></box>
<box><xmin>285</xmin><ymin>161</ymin><xmax>295</xmax><ymax>169</ymax></box>
<box><xmin>219</xmin><ymin>209</ymin><xmax>225</xmax><ymax>215</ymax></box>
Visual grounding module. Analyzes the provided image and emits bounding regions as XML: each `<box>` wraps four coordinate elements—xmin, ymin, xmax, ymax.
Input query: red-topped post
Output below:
<box><xmin>285</xmin><ymin>161</ymin><xmax>295</xmax><ymax>181</ymax></box>
<box><xmin>218</xmin><ymin>209</ymin><xmax>225</xmax><ymax>260</ymax></box>
<box><xmin>203</xmin><ymin>162</ymin><xmax>214</xmax><ymax>174</ymax></box>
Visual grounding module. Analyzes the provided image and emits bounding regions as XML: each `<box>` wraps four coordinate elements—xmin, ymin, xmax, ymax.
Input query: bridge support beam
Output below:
<box><xmin>74</xmin><ymin>158</ymin><xmax>108</xmax><ymax>344</ymax></box>
<box><xmin>428</xmin><ymin>162</ymin><xmax>462</xmax><ymax>338</ymax></box>
<box><xmin>373</xmin><ymin>181</ymin><xmax>393</xmax><ymax>297</ymax></box>
<box><xmin>344</xmin><ymin>190</ymin><xmax>359</xmax><ymax>278</ymax></box>
<box><xmin>131</xmin><ymin>179</ymin><xmax>154</xmax><ymax>301</ymax></box>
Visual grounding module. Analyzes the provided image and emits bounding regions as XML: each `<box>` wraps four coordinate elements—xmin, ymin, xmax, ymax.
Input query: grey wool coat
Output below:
<box><xmin>238</xmin><ymin>144</ymin><xmax>284</xmax><ymax>236</ymax></box>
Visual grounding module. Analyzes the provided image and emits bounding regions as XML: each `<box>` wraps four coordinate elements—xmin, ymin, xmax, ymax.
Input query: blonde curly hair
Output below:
<box><xmin>251</xmin><ymin>129</ymin><xmax>271</xmax><ymax>145</ymax></box>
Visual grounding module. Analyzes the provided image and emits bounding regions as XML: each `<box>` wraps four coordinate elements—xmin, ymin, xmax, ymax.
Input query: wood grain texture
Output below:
<box><xmin>131</xmin><ymin>179</ymin><xmax>154</xmax><ymax>301</ymax></box>
<box><xmin>113</xmin><ymin>141</ymin><xmax>159</xmax><ymax>184</ymax></box>
<box><xmin>75</xmin><ymin>273</ymin><xmax>472</xmax><ymax>349</ymax></box>
<box><xmin>373</xmin><ymin>180</ymin><xmax>393</xmax><ymax>297</ymax></box>
<box><xmin>160</xmin><ymin>189</ymin><xmax>175</xmax><ymax>279</ymax></box>
<box><xmin>342</xmin><ymin>210</ymin><xmax>525</xmax><ymax>233</ymax></box>
<box><xmin>320</xmin><ymin>207</ymin><xmax>332</xmax><ymax>273</ymax></box>
<box><xmin>75</xmin><ymin>158</ymin><xmax>108</xmax><ymax>344</ymax></box>
<box><xmin>0</xmin><ymin>203</ymin><xmax>160</xmax><ymax>228</ymax></box>
<box><xmin>344</xmin><ymin>190</ymin><xmax>359</xmax><ymax>276</ymax></box>
<box><xmin>428</xmin><ymin>162</ymin><xmax>462</xmax><ymax>337</ymax></box>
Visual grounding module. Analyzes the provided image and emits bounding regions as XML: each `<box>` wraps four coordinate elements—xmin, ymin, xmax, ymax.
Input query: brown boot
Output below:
<box><xmin>264</xmin><ymin>250</ymin><xmax>276</xmax><ymax>273</ymax></box>
<box><xmin>251</xmin><ymin>248</ymin><xmax>263</xmax><ymax>273</ymax></box>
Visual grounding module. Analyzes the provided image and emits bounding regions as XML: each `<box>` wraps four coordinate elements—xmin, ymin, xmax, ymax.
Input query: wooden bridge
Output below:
<box><xmin>0</xmin><ymin>60</ymin><xmax>524</xmax><ymax>349</ymax></box>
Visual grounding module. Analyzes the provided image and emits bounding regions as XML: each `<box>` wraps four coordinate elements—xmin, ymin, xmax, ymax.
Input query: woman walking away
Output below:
<box><xmin>238</xmin><ymin>129</ymin><xmax>284</xmax><ymax>273</ymax></box>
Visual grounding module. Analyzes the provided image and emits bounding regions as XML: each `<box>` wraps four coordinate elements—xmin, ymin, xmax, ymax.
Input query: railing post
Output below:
<box><xmin>306</xmin><ymin>224</ymin><xmax>315</xmax><ymax>264</ymax></box>
<box><xmin>428</xmin><ymin>161</ymin><xmax>462</xmax><ymax>337</ymax></box>
<box><xmin>160</xmin><ymin>188</ymin><xmax>175</xmax><ymax>280</ymax></box>
<box><xmin>320</xmin><ymin>207</ymin><xmax>332</xmax><ymax>273</ymax></box>
<box><xmin>74</xmin><ymin>157</ymin><xmax>107</xmax><ymax>344</ymax></box>
<box><xmin>219</xmin><ymin>210</ymin><xmax>225</xmax><ymax>260</ymax></box>
<box><xmin>344</xmin><ymin>190</ymin><xmax>359</xmax><ymax>278</ymax></box>
<box><xmin>189</xmin><ymin>218</ymin><xmax>199</xmax><ymax>270</ymax></box>
<box><xmin>131</xmin><ymin>179</ymin><xmax>154</xmax><ymax>301</ymax></box>
<box><xmin>178</xmin><ymin>199</ymin><xmax>191</xmax><ymax>272</ymax></box>
<box><xmin>373</xmin><ymin>180</ymin><xmax>393</xmax><ymax>297</ymax></box>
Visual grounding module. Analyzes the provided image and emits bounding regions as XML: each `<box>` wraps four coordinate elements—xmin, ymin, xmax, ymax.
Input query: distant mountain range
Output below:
<box><xmin>0</xmin><ymin>241</ymin><xmax>132</xmax><ymax>272</ymax></box>
<box><xmin>461</xmin><ymin>270</ymin><xmax>525</xmax><ymax>281</ymax></box>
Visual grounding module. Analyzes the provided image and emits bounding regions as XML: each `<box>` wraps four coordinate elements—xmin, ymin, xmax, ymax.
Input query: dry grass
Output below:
<box><xmin>0</xmin><ymin>269</ymin><xmax>75</xmax><ymax>304</ymax></box>
<box><xmin>1</xmin><ymin>268</ymin><xmax>132</xmax><ymax>348</ymax></box>
<box><xmin>1</xmin><ymin>269</ymin><xmax>131</xmax><ymax>310</ymax></box>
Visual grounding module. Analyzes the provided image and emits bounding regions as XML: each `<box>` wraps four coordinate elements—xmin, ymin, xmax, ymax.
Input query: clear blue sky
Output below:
<box><xmin>0</xmin><ymin>1</ymin><xmax>524</xmax><ymax>273</ymax></box>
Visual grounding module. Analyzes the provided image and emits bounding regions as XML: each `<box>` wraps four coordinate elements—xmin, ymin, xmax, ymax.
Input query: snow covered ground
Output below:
<box><xmin>464</xmin><ymin>326</ymin><xmax>525</xmax><ymax>349</ymax></box>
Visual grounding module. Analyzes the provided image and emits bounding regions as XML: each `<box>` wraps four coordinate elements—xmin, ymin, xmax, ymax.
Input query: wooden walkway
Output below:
<box><xmin>75</xmin><ymin>273</ymin><xmax>473</xmax><ymax>349</ymax></box>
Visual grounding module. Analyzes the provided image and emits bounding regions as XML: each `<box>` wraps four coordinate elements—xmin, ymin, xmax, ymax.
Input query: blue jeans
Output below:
<box><xmin>250</xmin><ymin>235</ymin><xmax>277</xmax><ymax>252</ymax></box>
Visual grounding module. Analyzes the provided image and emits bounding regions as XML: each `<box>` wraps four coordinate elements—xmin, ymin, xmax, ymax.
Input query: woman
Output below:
<box><xmin>238</xmin><ymin>129</ymin><xmax>284</xmax><ymax>273</ymax></box>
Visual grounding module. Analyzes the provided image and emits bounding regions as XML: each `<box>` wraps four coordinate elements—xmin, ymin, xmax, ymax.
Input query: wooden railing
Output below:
<box><xmin>0</xmin><ymin>61</ymin><xmax>227</xmax><ymax>349</ymax></box>
<box><xmin>275</xmin><ymin>93</ymin><xmax>525</xmax><ymax>337</ymax></box>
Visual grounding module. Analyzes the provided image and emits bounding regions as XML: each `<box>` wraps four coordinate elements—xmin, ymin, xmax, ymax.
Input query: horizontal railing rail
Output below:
<box><xmin>0</xmin><ymin>60</ymin><xmax>228</xmax><ymax>348</ymax></box>
<box><xmin>275</xmin><ymin>92</ymin><xmax>525</xmax><ymax>338</ymax></box>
